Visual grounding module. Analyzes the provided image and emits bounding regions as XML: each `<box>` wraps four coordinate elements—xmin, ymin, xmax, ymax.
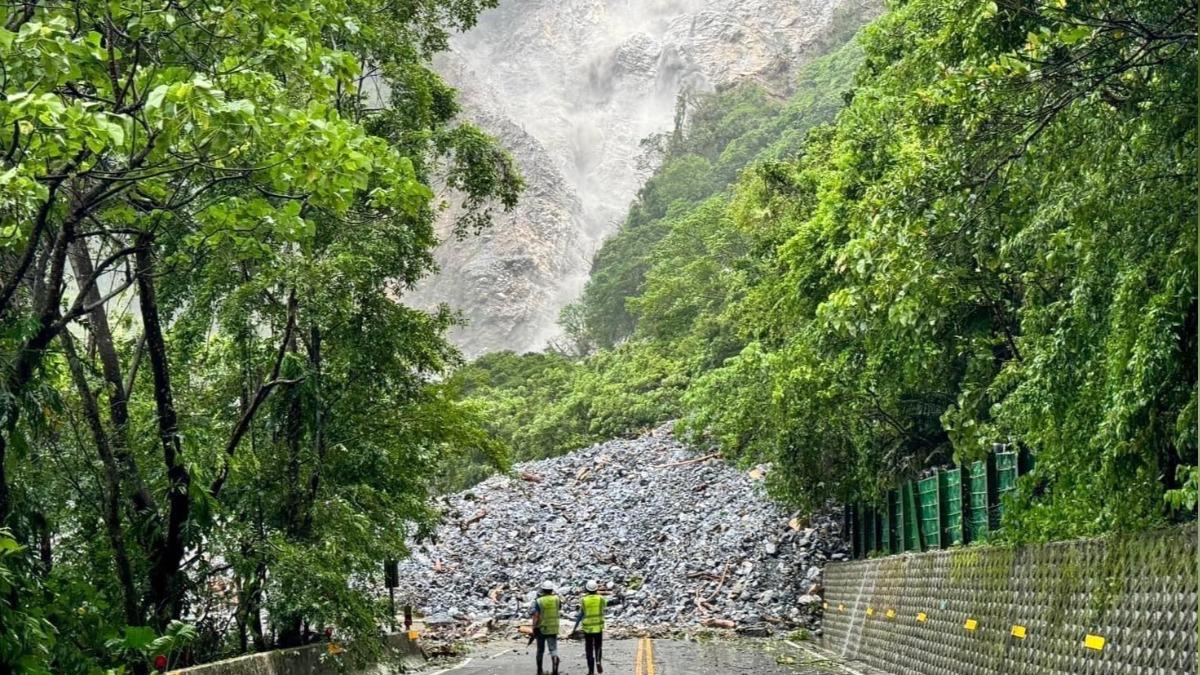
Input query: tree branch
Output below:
<box><xmin>210</xmin><ymin>290</ymin><xmax>300</xmax><ymax>498</ymax></box>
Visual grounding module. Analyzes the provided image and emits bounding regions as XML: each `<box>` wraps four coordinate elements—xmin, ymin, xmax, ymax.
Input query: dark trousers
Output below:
<box><xmin>535</xmin><ymin>634</ymin><xmax>559</xmax><ymax>673</ymax></box>
<box><xmin>584</xmin><ymin>632</ymin><xmax>603</xmax><ymax>673</ymax></box>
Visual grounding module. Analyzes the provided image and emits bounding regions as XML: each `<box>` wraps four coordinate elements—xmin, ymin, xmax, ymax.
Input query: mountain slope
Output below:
<box><xmin>407</xmin><ymin>0</ymin><xmax>879</xmax><ymax>355</ymax></box>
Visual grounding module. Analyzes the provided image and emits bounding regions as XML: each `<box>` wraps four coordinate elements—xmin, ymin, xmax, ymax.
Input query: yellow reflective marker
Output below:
<box><xmin>1084</xmin><ymin>634</ymin><xmax>1106</xmax><ymax>651</ymax></box>
<box><xmin>885</xmin><ymin>609</ymin><xmax>896</xmax><ymax>619</ymax></box>
<box><xmin>838</xmin><ymin>604</ymin><xmax>845</xmax><ymax>612</ymax></box>
<box><xmin>916</xmin><ymin>612</ymin><xmax>928</xmax><ymax>622</ymax></box>
<box><xmin>823</xmin><ymin>602</ymin><xmax>829</xmax><ymax>610</ymax></box>
<box><xmin>866</xmin><ymin>607</ymin><xmax>875</xmax><ymax>617</ymax></box>
<box><xmin>406</xmin><ymin>630</ymin><xmax>420</xmax><ymax>640</ymax></box>
<box><xmin>1011</xmin><ymin>625</ymin><xmax>1027</xmax><ymax>639</ymax></box>
<box><xmin>964</xmin><ymin>618</ymin><xmax>979</xmax><ymax>631</ymax></box>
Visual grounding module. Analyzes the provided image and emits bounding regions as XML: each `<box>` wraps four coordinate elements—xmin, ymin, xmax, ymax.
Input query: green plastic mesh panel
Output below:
<box><xmin>940</xmin><ymin>468</ymin><xmax>964</xmax><ymax>547</ymax></box>
<box><xmin>891</xmin><ymin>490</ymin><xmax>904</xmax><ymax>553</ymax></box>
<box><xmin>865</xmin><ymin>505</ymin><xmax>876</xmax><ymax>555</ymax></box>
<box><xmin>855</xmin><ymin>503</ymin><xmax>865</xmax><ymax>559</ymax></box>
<box><xmin>995</xmin><ymin>450</ymin><xmax>1018</xmax><ymax>520</ymax></box>
<box><xmin>880</xmin><ymin>501</ymin><xmax>892</xmax><ymax>554</ymax></box>
<box><xmin>918</xmin><ymin>474</ymin><xmax>942</xmax><ymax>550</ymax></box>
<box><xmin>968</xmin><ymin>460</ymin><xmax>990</xmax><ymax>542</ymax></box>
<box><xmin>903</xmin><ymin>482</ymin><xmax>921</xmax><ymax>552</ymax></box>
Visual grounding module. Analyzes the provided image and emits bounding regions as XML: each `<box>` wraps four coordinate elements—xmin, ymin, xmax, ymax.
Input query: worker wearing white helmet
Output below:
<box><xmin>572</xmin><ymin>580</ymin><xmax>608</xmax><ymax>675</ymax></box>
<box><xmin>529</xmin><ymin>581</ymin><xmax>561</xmax><ymax>675</ymax></box>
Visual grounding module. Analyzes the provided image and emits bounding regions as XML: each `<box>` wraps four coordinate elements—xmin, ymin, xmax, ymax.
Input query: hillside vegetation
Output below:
<box><xmin>454</xmin><ymin>0</ymin><xmax>1198</xmax><ymax>542</ymax></box>
<box><xmin>0</xmin><ymin>0</ymin><xmax>515</xmax><ymax>670</ymax></box>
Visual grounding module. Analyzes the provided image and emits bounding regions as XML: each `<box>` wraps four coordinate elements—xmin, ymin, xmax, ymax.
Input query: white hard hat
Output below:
<box><xmin>541</xmin><ymin>580</ymin><xmax>556</xmax><ymax>592</ymax></box>
<box><xmin>585</xmin><ymin>580</ymin><xmax>599</xmax><ymax>592</ymax></box>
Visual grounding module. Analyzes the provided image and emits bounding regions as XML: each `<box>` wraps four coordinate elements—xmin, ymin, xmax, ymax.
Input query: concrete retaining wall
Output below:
<box><xmin>169</xmin><ymin>633</ymin><xmax>424</xmax><ymax>675</ymax></box>
<box><xmin>821</xmin><ymin>525</ymin><xmax>1197</xmax><ymax>674</ymax></box>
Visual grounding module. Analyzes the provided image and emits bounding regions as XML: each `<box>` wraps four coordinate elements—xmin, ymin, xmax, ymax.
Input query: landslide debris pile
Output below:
<box><xmin>398</xmin><ymin>424</ymin><xmax>847</xmax><ymax>637</ymax></box>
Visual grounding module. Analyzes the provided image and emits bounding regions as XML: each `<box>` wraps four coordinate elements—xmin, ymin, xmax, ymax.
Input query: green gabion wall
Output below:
<box><xmin>822</xmin><ymin>525</ymin><xmax>1197</xmax><ymax>674</ymax></box>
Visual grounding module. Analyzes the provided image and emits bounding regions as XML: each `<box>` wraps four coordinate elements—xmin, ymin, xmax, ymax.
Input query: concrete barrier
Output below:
<box><xmin>169</xmin><ymin>633</ymin><xmax>425</xmax><ymax>675</ymax></box>
<box><xmin>821</xmin><ymin>524</ymin><xmax>1197</xmax><ymax>674</ymax></box>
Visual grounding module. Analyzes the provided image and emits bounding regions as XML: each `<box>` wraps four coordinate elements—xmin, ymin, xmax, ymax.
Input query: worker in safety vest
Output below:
<box><xmin>571</xmin><ymin>580</ymin><xmax>607</xmax><ymax>675</ymax></box>
<box><xmin>530</xmin><ymin>580</ymin><xmax>562</xmax><ymax>675</ymax></box>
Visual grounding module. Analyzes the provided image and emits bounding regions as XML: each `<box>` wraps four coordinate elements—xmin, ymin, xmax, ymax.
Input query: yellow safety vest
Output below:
<box><xmin>581</xmin><ymin>594</ymin><xmax>605</xmax><ymax>634</ymax></box>
<box><xmin>537</xmin><ymin>595</ymin><xmax>560</xmax><ymax>635</ymax></box>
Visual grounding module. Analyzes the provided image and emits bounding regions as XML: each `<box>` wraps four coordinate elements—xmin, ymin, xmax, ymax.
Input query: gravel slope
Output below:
<box><xmin>398</xmin><ymin>424</ymin><xmax>847</xmax><ymax>638</ymax></box>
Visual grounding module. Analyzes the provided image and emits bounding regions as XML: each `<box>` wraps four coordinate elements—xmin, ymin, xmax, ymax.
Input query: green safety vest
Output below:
<box><xmin>537</xmin><ymin>595</ymin><xmax>560</xmax><ymax>635</ymax></box>
<box><xmin>581</xmin><ymin>594</ymin><xmax>606</xmax><ymax>634</ymax></box>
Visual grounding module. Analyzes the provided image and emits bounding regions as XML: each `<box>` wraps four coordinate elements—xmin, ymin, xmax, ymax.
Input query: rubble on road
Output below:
<box><xmin>397</xmin><ymin>423</ymin><xmax>847</xmax><ymax>640</ymax></box>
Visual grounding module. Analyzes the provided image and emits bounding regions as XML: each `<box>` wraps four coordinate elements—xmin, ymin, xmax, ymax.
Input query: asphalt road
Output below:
<box><xmin>416</xmin><ymin>637</ymin><xmax>870</xmax><ymax>675</ymax></box>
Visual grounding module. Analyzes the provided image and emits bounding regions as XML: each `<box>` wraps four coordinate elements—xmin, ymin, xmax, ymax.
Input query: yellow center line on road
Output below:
<box><xmin>633</xmin><ymin>636</ymin><xmax>657</xmax><ymax>675</ymax></box>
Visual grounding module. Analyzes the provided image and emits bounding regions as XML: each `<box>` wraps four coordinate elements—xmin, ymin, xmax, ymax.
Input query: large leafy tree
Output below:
<box><xmin>683</xmin><ymin>0</ymin><xmax>1197</xmax><ymax>530</ymax></box>
<box><xmin>0</xmin><ymin>0</ymin><xmax>518</xmax><ymax>670</ymax></box>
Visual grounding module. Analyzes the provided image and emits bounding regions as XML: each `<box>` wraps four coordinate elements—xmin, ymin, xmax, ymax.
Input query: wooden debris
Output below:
<box><xmin>461</xmin><ymin>509</ymin><xmax>487</xmax><ymax>528</ymax></box>
<box><xmin>707</xmin><ymin>562</ymin><xmax>731</xmax><ymax>602</ymax></box>
<box><xmin>653</xmin><ymin>453</ymin><xmax>721</xmax><ymax>469</ymax></box>
<box><xmin>702</xmin><ymin>618</ymin><xmax>736</xmax><ymax>629</ymax></box>
<box><xmin>519</xmin><ymin>471</ymin><xmax>543</xmax><ymax>483</ymax></box>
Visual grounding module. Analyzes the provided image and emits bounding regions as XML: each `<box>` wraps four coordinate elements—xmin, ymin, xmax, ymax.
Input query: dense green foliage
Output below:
<box><xmin>575</xmin><ymin>40</ymin><xmax>867</xmax><ymax>349</ymax></box>
<box><xmin>453</xmin><ymin>38</ymin><xmax>867</xmax><ymax>468</ymax></box>
<box><xmin>0</xmin><ymin>0</ymin><xmax>516</xmax><ymax>671</ymax></box>
<box><xmin>458</xmin><ymin>0</ymin><xmax>1197</xmax><ymax>541</ymax></box>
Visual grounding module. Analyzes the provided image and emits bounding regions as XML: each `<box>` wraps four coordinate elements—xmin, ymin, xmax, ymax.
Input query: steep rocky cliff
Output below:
<box><xmin>408</xmin><ymin>0</ymin><xmax>876</xmax><ymax>356</ymax></box>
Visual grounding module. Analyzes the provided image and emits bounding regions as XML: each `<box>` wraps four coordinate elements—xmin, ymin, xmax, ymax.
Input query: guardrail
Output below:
<box><xmin>167</xmin><ymin>633</ymin><xmax>424</xmax><ymax>675</ymax></box>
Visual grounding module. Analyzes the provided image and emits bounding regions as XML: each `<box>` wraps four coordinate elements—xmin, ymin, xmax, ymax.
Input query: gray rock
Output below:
<box><xmin>395</xmin><ymin>423</ymin><xmax>848</xmax><ymax>633</ymax></box>
<box><xmin>737</xmin><ymin>624</ymin><xmax>772</xmax><ymax>638</ymax></box>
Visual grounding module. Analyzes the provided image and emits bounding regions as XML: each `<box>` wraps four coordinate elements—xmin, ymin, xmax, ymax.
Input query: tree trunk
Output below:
<box><xmin>302</xmin><ymin>325</ymin><xmax>323</xmax><ymax>536</ymax></box>
<box><xmin>284</xmin><ymin>306</ymin><xmax>304</xmax><ymax>537</ymax></box>
<box><xmin>61</xmin><ymin>331</ymin><xmax>142</xmax><ymax>627</ymax></box>
<box><xmin>135</xmin><ymin>233</ymin><xmax>191</xmax><ymax>628</ymax></box>
<box><xmin>0</xmin><ymin>222</ymin><xmax>72</xmax><ymax>526</ymax></box>
<box><xmin>68</xmin><ymin>239</ymin><xmax>157</xmax><ymax>516</ymax></box>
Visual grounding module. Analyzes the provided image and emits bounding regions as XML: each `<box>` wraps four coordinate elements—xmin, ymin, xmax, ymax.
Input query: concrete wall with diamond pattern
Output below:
<box><xmin>821</xmin><ymin>525</ymin><xmax>1197</xmax><ymax>674</ymax></box>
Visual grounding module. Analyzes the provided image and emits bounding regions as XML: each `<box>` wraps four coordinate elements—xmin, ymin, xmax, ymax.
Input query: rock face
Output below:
<box><xmin>397</xmin><ymin>424</ymin><xmax>848</xmax><ymax>636</ymax></box>
<box><xmin>406</xmin><ymin>0</ymin><xmax>878</xmax><ymax>356</ymax></box>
